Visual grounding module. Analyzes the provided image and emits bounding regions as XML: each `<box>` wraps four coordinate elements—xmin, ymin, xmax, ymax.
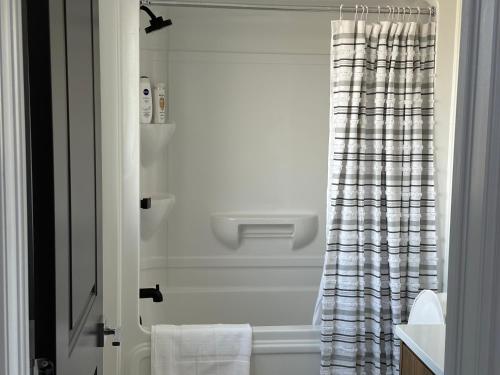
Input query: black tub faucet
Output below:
<box><xmin>140</xmin><ymin>284</ymin><xmax>163</xmax><ymax>302</ymax></box>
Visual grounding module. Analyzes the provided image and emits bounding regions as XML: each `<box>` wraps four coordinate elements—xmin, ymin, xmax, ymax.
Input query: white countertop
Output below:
<box><xmin>394</xmin><ymin>324</ymin><xmax>445</xmax><ymax>375</ymax></box>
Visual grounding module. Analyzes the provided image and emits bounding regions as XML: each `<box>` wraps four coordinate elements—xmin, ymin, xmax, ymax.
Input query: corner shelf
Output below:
<box><xmin>140</xmin><ymin>193</ymin><xmax>175</xmax><ymax>240</ymax></box>
<box><xmin>140</xmin><ymin>122</ymin><xmax>176</xmax><ymax>167</ymax></box>
<box><xmin>210</xmin><ymin>213</ymin><xmax>318</xmax><ymax>250</ymax></box>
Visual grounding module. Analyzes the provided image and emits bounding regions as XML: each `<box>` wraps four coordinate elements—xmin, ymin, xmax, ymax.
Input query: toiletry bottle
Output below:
<box><xmin>154</xmin><ymin>83</ymin><xmax>167</xmax><ymax>123</ymax></box>
<box><xmin>140</xmin><ymin>76</ymin><xmax>153</xmax><ymax>124</ymax></box>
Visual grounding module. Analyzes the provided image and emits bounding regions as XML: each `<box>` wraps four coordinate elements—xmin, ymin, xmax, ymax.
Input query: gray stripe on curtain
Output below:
<box><xmin>316</xmin><ymin>20</ymin><xmax>438</xmax><ymax>375</ymax></box>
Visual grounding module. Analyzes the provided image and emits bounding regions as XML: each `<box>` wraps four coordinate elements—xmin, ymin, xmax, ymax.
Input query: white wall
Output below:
<box><xmin>430</xmin><ymin>0</ymin><xmax>462</xmax><ymax>291</ymax></box>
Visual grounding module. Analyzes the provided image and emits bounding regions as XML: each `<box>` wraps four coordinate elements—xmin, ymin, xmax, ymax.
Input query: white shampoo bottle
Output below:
<box><xmin>153</xmin><ymin>83</ymin><xmax>167</xmax><ymax>123</ymax></box>
<box><xmin>140</xmin><ymin>76</ymin><xmax>153</xmax><ymax>124</ymax></box>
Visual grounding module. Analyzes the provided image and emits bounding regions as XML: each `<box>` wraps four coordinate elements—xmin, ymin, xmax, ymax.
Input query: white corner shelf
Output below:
<box><xmin>140</xmin><ymin>193</ymin><xmax>175</xmax><ymax>240</ymax></box>
<box><xmin>210</xmin><ymin>213</ymin><xmax>318</xmax><ymax>250</ymax></box>
<box><xmin>140</xmin><ymin>122</ymin><xmax>176</xmax><ymax>167</ymax></box>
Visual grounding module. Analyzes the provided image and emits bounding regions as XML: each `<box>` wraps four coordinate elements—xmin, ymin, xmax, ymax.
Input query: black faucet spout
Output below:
<box><xmin>140</xmin><ymin>284</ymin><xmax>163</xmax><ymax>302</ymax></box>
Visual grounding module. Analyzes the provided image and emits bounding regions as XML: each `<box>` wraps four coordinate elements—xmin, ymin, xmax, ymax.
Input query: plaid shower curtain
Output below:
<box><xmin>317</xmin><ymin>19</ymin><xmax>438</xmax><ymax>375</ymax></box>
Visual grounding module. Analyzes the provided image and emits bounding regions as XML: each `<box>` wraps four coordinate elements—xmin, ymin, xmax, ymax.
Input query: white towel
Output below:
<box><xmin>151</xmin><ymin>324</ymin><xmax>252</xmax><ymax>375</ymax></box>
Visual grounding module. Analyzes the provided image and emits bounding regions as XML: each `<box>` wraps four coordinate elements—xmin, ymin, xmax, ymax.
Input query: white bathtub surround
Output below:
<box><xmin>140</xmin><ymin>193</ymin><xmax>176</xmax><ymax>239</ymax></box>
<box><xmin>394</xmin><ymin>324</ymin><xmax>445</xmax><ymax>375</ymax></box>
<box><xmin>151</xmin><ymin>324</ymin><xmax>252</xmax><ymax>375</ymax></box>
<box><xmin>316</xmin><ymin>20</ymin><xmax>439</xmax><ymax>374</ymax></box>
<box><xmin>141</xmin><ymin>122</ymin><xmax>176</xmax><ymax>167</ymax></box>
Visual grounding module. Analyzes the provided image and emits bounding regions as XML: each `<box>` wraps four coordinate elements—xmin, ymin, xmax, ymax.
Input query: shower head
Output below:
<box><xmin>140</xmin><ymin>5</ymin><xmax>172</xmax><ymax>33</ymax></box>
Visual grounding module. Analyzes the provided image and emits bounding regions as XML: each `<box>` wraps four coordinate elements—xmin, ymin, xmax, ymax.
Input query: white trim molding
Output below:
<box><xmin>445</xmin><ymin>0</ymin><xmax>500</xmax><ymax>373</ymax></box>
<box><xmin>0</xmin><ymin>0</ymin><xmax>30</xmax><ymax>374</ymax></box>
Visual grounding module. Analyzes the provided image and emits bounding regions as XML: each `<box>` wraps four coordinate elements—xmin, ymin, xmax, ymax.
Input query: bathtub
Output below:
<box><xmin>125</xmin><ymin>325</ymin><xmax>320</xmax><ymax>375</ymax></box>
<box><xmin>128</xmin><ymin>261</ymin><xmax>323</xmax><ymax>374</ymax></box>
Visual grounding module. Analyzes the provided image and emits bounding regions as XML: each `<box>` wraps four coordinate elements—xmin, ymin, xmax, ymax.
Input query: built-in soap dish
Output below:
<box><xmin>140</xmin><ymin>193</ymin><xmax>175</xmax><ymax>240</ymax></box>
<box><xmin>210</xmin><ymin>213</ymin><xmax>318</xmax><ymax>250</ymax></box>
<box><xmin>141</xmin><ymin>123</ymin><xmax>176</xmax><ymax>167</ymax></box>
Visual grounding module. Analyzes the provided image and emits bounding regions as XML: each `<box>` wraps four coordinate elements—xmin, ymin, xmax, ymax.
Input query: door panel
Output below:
<box><xmin>65</xmin><ymin>0</ymin><xmax>98</xmax><ymax>329</ymax></box>
<box><xmin>49</xmin><ymin>0</ymin><xmax>102</xmax><ymax>373</ymax></box>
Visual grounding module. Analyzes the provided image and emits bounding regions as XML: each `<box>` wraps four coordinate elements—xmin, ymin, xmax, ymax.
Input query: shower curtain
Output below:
<box><xmin>315</xmin><ymin>19</ymin><xmax>438</xmax><ymax>375</ymax></box>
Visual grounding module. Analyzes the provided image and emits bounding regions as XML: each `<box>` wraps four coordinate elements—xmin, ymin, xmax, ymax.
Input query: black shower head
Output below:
<box><xmin>140</xmin><ymin>5</ymin><xmax>172</xmax><ymax>33</ymax></box>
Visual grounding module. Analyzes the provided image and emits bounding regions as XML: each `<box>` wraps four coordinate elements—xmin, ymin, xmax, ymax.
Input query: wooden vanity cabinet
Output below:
<box><xmin>400</xmin><ymin>342</ymin><xmax>435</xmax><ymax>375</ymax></box>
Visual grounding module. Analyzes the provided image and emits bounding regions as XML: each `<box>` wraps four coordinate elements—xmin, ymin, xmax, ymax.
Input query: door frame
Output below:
<box><xmin>0</xmin><ymin>1</ymin><xmax>30</xmax><ymax>375</ymax></box>
<box><xmin>444</xmin><ymin>0</ymin><xmax>500</xmax><ymax>373</ymax></box>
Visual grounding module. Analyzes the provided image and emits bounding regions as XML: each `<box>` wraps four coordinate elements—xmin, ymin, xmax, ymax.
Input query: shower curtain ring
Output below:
<box><xmin>377</xmin><ymin>5</ymin><xmax>381</xmax><ymax>22</ymax></box>
<box><xmin>417</xmin><ymin>7</ymin><xmax>421</xmax><ymax>22</ymax></box>
<box><xmin>428</xmin><ymin>7</ymin><xmax>433</xmax><ymax>22</ymax></box>
<box><xmin>339</xmin><ymin>4</ymin><xmax>343</xmax><ymax>20</ymax></box>
<box><xmin>365</xmin><ymin>5</ymin><xmax>369</xmax><ymax>20</ymax></box>
<box><xmin>355</xmin><ymin>4</ymin><xmax>359</xmax><ymax>21</ymax></box>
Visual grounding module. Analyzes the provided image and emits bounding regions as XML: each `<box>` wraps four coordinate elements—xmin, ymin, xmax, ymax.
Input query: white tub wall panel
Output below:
<box><xmin>139</xmin><ymin>49</ymin><xmax>169</xmax><ymax>86</ymax></box>
<box><xmin>164</xmin><ymin>7</ymin><xmax>332</xmax><ymax>267</ymax></box>
<box><xmin>155</xmin><ymin>289</ymin><xmax>318</xmax><ymax>326</ymax></box>
<box><xmin>140</xmin><ymin>215</ymin><xmax>169</xmax><ymax>259</ymax></box>
<box><xmin>165</xmin><ymin>1</ymin><xmax>429</xmax><ymax>54</ymax></box>
<box><xmin>139</xmin><ymin>49</ymin><xmax>170</xmax><ymax>200</ymax></box>
<box><xmin>140</xmin><ymin>10</ymin><xmax>173</xmax><ymax>267</ymax></box>
<box><xmin>140</xmin><ymin>263</ymin><xmax>321</xmax><ymax>326</ymax></box>
<box><xmin>151</xmin><ymin>8</ymin><xmax>332</xmax><ymax>328</ymax></box>
<box><xmin>163</xmin><ymin>263</ymin><xmax>322</xmax><ymax>288</ymax></box>
<box><xmin>139</xmin><ymin>288</ymin><xmax>318</xmax><ymax>326</ymax></box>
<box><xmin>140</xmin><ymin>15</ymin><xmax>170</xmax><ymax>259</ymax></box>
<box><xmin>140</xmin><ymin>269</ymin><xmax>319</xmax><ymax>326</ymax></box>
<box><xmin>166</xmin><ymin>50</ymin><xmax>328</xmax><ymax>260</ymax></box>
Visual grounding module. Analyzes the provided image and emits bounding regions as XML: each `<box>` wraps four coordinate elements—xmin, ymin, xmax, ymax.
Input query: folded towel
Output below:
<box><xmin>151</xmin><ymin>324</ymin><xmax>252</xmax><ymax>375</ymax></box>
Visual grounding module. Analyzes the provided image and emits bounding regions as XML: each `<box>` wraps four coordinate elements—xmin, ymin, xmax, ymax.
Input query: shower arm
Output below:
<box><xmin>140</xmin><ymin>4</ymin><xmax>157</xmax><ymax>19</ymax></box>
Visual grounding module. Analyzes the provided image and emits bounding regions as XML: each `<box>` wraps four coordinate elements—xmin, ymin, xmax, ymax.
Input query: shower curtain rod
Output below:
<box><xmin>140</xmin><ymin>1</ymin><xmax>436</xmax><ymax>16</ymax></box>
